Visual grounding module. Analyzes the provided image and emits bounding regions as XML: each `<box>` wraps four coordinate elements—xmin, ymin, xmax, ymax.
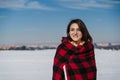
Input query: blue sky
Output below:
<box><xmin>0</xmin><ymin>0</ymin><xmax>120</xmax><ymax>45</ymax></box>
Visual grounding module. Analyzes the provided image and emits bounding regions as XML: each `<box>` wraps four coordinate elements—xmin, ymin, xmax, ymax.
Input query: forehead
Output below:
<box><xmin>70</xmin><ymin>23</ymin><xmax>79</xmax><ymax>28</ymax></box>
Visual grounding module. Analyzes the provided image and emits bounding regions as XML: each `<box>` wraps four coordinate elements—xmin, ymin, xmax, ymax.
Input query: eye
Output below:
<box><xmin>77</xmin><ymin>28</ymin><xmax>81</xmax><ymax>31</ymax></box>
<box><xmin>70</xmin><ymin>28</ymin><xmax>74</xmax><ymax>31</ymax></box>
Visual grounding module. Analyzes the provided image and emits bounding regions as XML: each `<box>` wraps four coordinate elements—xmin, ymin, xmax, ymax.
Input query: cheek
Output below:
<box><xmin>69</xmin><ymin>32</ymin><xmax>73</xmax><ymax>37</ymax></box>
<box><xmin>79</xmin><ymin>32</ymin><xmax>82</xmax><ymax>36</ymax></box>
<box><xmin>79</xmin><ymin>32</ymin><xmax>83</xmax><ymax>38</ymax></box>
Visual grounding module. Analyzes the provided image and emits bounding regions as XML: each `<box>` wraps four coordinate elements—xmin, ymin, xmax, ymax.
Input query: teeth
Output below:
<box><xmin>73</xmin><ymin>35</ymin><xmax>78</xmax><ymax>37</ymax></box>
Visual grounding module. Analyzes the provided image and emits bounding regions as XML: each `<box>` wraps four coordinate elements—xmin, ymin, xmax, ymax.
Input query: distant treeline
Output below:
<box><xmin>0</xmin><ymin>45</ymin><xmax>56</xmax><ymax>50</ymax></box>
<box><xmin>94</xmin><ymin>43</ymin><xmax>120</xmax><ymax>50</ymax></box>
<box><xmin>8</xmin><ymin>45</ymin><xmax>56</xmax><ymax>50</ymax></box>
<box><xmin>0</xmin><ymin>43</ymin><xmax>120</xmax><ymax>50</ymax></box>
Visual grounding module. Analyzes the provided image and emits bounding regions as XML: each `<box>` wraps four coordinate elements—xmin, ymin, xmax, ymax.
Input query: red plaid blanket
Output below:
<box><xmin>52</xmin><ymin>38</ymin><xmax>97</xmax><ymax>80</ymax></box>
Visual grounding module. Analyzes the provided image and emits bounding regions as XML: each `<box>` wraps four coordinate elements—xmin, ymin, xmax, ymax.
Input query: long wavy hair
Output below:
<box><xmin>67</xmin><ymin>19</ymin><xmax>93</xmax><ymax>43</ymax></box>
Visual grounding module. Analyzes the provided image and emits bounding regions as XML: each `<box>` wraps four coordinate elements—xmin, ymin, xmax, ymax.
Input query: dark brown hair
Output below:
<box><xmin>67</xmin><ymin>19</ymin><xmax>93</xmax><ymax>42</ymax></box>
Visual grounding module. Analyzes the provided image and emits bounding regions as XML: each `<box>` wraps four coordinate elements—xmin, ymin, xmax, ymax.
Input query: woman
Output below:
<box><xmin>52</xmin><ymin>19</ymin><xmax>97</xmax><ymax>80</ymax></box>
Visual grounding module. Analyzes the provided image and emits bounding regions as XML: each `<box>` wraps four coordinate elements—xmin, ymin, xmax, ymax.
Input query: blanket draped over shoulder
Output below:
<box><xmin>52</xmin><ymin>37</ymin><xmax>97</xmax><ymax>80</ymax></box>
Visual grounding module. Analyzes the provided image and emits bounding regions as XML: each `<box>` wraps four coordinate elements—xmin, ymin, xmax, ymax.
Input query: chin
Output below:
<box><xmin>72</xmin><ymin>39</ymin><xmax>80</xmax><ymax>42</ymax></box>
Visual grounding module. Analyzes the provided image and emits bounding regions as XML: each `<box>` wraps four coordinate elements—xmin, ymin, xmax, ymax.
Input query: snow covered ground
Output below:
<box><xmin>0</xmin><ymin>49</ymin><xmax>120</xmax><ymax>80</ymax></box>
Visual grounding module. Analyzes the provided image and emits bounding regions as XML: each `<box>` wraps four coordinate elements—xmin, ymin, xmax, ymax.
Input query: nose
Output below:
<box><xmin>74</xmin><ymin>30</ymin><xmax>77</xmax><ymax>34</ymax></box>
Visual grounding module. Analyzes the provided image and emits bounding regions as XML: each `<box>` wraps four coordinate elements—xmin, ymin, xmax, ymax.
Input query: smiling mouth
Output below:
<box><xmin>73</xmin><ymin>35</ymin><xmax>78</xmax><ymax>38</ymax></box>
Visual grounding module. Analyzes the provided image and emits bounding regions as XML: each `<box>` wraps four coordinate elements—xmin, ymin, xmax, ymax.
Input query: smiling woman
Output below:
<box><xmin>52</xmin><ymin>19</ymin><xmax>97</xmax><ymax>80</ymax></box>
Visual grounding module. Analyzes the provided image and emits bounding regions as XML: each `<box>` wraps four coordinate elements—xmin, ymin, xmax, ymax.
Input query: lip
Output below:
<box><xmin>72</xmin><ymin>35</ymin><xmax>78</xmax><ymax>38</ymax></box>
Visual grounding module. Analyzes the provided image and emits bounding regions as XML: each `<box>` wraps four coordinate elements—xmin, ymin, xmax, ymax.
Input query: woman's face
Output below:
<box><xmin>69</xmin><ymin>23</ymin><xmax>82</xmax><ymax>42</ymax></box>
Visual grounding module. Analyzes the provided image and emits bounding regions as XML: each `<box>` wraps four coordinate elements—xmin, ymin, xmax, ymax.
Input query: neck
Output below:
<box><xmin>71</xmin><ymin>40</ymin><xmax>85</xmax><ymax>46</ymax></box>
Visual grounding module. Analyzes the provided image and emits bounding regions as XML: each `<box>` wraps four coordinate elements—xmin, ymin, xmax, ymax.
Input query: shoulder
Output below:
<box><xmin>84</xmin><ymin>41</ymin><xmax>94</xmax><ymax>49</ymax></box>
<box><xmin>56</xmin><ymin>37</ymin><xmax>73</xmax><ymax>51</ymax></box>
<box><xmin>55</xmin><ymin>43</ymin><xmax>68</xmax><ymax>56</ymax></box>
<box><xmin>56</xmin><ymin>43</ymin><xmax>66</xmax><ymax>51</ymax></box>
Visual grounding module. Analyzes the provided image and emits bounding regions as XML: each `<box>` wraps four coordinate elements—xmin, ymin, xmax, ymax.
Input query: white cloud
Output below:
<box><xmin>25</xmin><ymin>1</ymin><xmax>52</xmax><ymax>10</ymax></box>
<box><xmin>0</xmin><ymin>0</ymin><xmax>53</xmax><ymax>10</ymax></box>
<box><xmin>0</xmin><ymin>0</ymin><xmax>119</xmax><ymax>10</ymax></box>
<box><xmin>0</xmin><ymin>0</ymin><xmax>25</xmax><ymax>9</ymax></box>
<box><xmin>59</xmin><ymin>0</ymin><xmax>120</xmax><ymax>9</ymax></box>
